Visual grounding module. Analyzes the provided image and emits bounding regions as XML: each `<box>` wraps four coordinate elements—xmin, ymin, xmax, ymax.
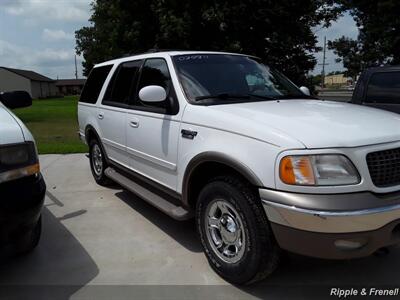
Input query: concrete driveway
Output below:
<box><xmin>1</xmin><ymin>154</ymin><xmax>400</xmax><ymax>299</ymax></box>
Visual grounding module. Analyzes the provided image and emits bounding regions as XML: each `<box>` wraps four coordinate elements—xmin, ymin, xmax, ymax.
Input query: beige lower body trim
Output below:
<box><xmin>262</xmin><ymin>199</ymin><xmax>400</xmax><ymax>233</ymax></box>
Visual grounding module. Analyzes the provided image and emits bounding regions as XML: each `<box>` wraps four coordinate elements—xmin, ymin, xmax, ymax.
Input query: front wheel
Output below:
<box><xmin>196</xmin><ymin>176</ymin><xmax>280</xmax><ymax>285</ymax></box>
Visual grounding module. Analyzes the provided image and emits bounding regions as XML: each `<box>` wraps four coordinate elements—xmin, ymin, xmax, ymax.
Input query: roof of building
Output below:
<box><xmin>0</xmin><ymin>67</ymin><xmax>54</xmax><ymax>82</ymax></box>
<box><xmin>55</xmin><ymin>79</ymin><xmax>86</xmax><ymax>86</ymax></box>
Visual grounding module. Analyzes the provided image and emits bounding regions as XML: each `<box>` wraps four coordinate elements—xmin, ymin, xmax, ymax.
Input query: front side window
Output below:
<box><xmin>172</xmin><ymin>54</ymin><xmax>306</xmax><ymax>104</ymax></box>
<box><xmin>103</xmin><ymin>60</ymin><xmax>141</xmax><ymax>105</ymax></box>
<box><xmin>366</xmin><ymin>72</ymin><xmax>400</xmax><ymax>104</ymax></box>
<box><xmin>135</xmin><ymin>58</ymin><xmax>172</xmax><ymax>109</ymax></box>
<box><xmin>80</xmin><ymin>65</ymin><xmax>112</xmax><ymax>104</ymax></box>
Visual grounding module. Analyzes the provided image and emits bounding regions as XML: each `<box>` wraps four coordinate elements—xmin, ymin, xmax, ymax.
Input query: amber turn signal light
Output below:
<box><xmin>279</xmin><ymin>156</ymin><xmax>315</xmax><ymax>185</ymax></box>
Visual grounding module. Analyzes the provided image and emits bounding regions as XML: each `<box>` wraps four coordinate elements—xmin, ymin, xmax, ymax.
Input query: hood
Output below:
<box><xmin>0</xmin><ymin>104</ymin><xmax>25</xmax><ymax>144</ymax></box>
<box><xmin>186</xmin><ymin>100</ymin><xmax>400</xmax><ymax>149</ymax></box>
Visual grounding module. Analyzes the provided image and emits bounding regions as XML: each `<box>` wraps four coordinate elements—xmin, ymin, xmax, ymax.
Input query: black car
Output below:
<box><xmin>0</xmin><ymin>91</ymin><xmax>46</xmax><ymax>254</ymax></box>
<box><xmin>352</xmin><ymin>65</ymin><xmax>400</xmax><ymax>113</ymax></box>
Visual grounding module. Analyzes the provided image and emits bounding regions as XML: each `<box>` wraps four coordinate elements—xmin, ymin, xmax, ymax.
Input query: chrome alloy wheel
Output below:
<box><xmin>205</xmin><ymin>200</ymin><xmax>246</xmax><ymax>263</ymax></box>
<box><xmin>92</xmin><ymin>144</ymin><xmax>103</xmax><ymax>176</ymax></box>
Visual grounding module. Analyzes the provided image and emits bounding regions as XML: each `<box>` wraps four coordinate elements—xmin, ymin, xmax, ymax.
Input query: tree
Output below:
<box><xmin>328</xmin><ymin>36</ymin><xmax>363</xmax><ymax>80</ymax></box>
<box><xmin>76</xmin><ymin>0</ymin><xmax>341</xmax><ymax>84</ymax></box>
<box><xmin>329</xmin><ymin>0</ymin><xmax>400</xmax><ymax>76</ymax></box>
<box><xmin>306</xmin><ymin>74</ymin><xmax>322</xmax><ymax>91</ymax></box>
<box><xmin>75</xmin><ymin>0</ymin><xmax>159</xmax><ymax>74</ymax></box>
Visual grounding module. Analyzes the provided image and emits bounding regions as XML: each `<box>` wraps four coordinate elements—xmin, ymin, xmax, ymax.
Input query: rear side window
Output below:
<box><xmin>366</xmin><ymin>72</ymin><xmax>400</xmax><ymax>104</ymax></box>
<box><xmin>103</xmin><ymin>60</ymin><xmax>142</xmax><ymax>105</ymax></box>
<box><xmin>79</xmin><ymin>65</ymin><xmax>112</xmax><ymax>104</ymax></box>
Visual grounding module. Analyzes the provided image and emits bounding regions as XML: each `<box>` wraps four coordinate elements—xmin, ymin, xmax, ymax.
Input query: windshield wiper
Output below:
<box><xmin>195</xmin><ymin>93</ymin><xmax>279</xmax><ymax>102</ymax></box>
<box><xmin>195</xmin><ymin>93</ymin><xmax>251</xmax><ymax>101</ymax></box>
<box><xmin>274</xmin><ymin>94</ymin><xmax>317</xmax><ymax>100</ymax></box>
<box><xmin>247</xmin><ymin>94</ymin><xmax>277</xmax><ymax>100</ymax></box>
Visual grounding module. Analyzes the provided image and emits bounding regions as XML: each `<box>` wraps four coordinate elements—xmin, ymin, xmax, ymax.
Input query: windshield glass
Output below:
<box><xmin>172</xmin><ymin>54</ymin><xmax>306</xmax><ymax>103</ymax></box>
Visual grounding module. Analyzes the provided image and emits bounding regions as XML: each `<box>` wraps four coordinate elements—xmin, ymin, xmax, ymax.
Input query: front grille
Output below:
<box><xmin>367</xmin><ymin>148</ymin><xmax>400</xmax><ymax>187</ymax></box>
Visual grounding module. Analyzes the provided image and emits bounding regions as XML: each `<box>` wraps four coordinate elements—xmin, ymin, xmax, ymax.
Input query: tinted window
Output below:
<box><xmin>80</xmin><ymin>65</ymin><xmax>112</xmax><ymax>104</ymax></box>
<box><xmin>103</xmin><ymin>60</ymin><xmax>141</xmax><ymax>105</ymax></box>
<box><xmin>172</xmin><ymin>54</ymin><xmax>304</xmax><ymax>103</ymax></box>
<box><xmin>366</xmin><ymin>72</ymin><xmax>400</xmax><ymax>104</ymax></box>
<box><xmin>138</xmin><ymin>59</ymin><xmax>171</xmax><ymax>90</ymax></box>
<box><xmin>135</xmin><ymin>59</ymin><xmax>171</xmax><ymax>109</ymax></box>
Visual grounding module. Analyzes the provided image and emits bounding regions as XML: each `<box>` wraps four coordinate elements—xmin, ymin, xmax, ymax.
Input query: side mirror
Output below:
<box><xmin>138</xmin><ymin>85</ymin><xmax>166</xmax><ymax>102</ymax></box>
<box><xmin>299</xmin><ymin>86</ymin><xmax>311</xmax><ymax>96</ymax></box>
<box><xmin>0</xmin><ymin>91</ymin><xmax>32</xmax><ymax>109</ymax></box>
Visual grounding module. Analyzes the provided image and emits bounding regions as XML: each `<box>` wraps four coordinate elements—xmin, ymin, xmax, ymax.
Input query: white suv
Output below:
<box><xmin>78</xmin><ymin>51</ymin><xmax>400</xmax><ymax>284</ymax></box>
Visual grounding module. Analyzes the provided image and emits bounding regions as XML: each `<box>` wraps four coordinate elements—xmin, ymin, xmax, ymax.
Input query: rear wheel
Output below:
<box><xmin>89</xmin><ymin>139</ymin><xmax>111</xmax><ymax>186</ymax></box>
<box><xmin>196</xmin><ymin>175</ymin><xmax>280</xmax><ymax>285</ymax></box>
<box><xmin>14</xmin><ymin>216</ymin><xmax>41</xmax><ymax>255</ymax></box>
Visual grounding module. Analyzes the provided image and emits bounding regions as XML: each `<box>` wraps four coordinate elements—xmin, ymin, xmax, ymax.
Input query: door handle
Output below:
<box><xmin>130</xmin><ymin>121</ymin><xmax>139</xmax><ymax>128</ymax></box>
<box><xmin>98</xmin><ymin>113</ymin><xmax>104</xmax><ymax>120</ymax></box>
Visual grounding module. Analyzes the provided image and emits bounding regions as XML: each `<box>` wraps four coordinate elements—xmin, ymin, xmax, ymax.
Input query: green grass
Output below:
<box><xmin>13</xmin><ymin>96</ymin><xmax>88</xmax><ymax>154</ymax></box>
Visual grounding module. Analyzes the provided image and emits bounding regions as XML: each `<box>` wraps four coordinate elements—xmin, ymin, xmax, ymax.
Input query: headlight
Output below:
<box><xmin>279</xmin><ymin>155</ymin><xmax>360</xmax><ymax>186</ymax></box>
<box><xmin>0</xmin><ymin>142</ymin><xmax>40</xmax><ymax>184</ymax></box>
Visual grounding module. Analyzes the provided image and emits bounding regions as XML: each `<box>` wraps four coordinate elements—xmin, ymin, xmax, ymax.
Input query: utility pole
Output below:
<box><xmin>74</xmin><ymin>55</ymin><xmax>78</xmax><ymax>79</ymax></box>
<box><xmin>318</xmin><ymin>36</ymin><xmax>329</xmax><ymax>89</ymax></box>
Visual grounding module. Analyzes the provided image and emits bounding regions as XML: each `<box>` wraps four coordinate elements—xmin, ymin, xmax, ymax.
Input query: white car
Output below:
<box><xmin>0</xmin><ymin>91</ymin><xmax>45</xmax><ymax>254</ymax></box>
<box><xmin>78</xmin><ymin>51</ymin><xmax>400</xmax><ymax>284</ymax></box>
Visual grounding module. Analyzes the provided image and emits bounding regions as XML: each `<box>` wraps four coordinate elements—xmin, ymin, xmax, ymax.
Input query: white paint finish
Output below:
<box><xmin>176</xmin><ymin>121</ymin><xmax>280</xmax><ymax>192</ymax></box>
<box><xmin>208</xmin><ymin>100</ymin><xmax>400</xmax><ymax>149</ymax></box>
<box><xmin>97</xmin><ymin>106</ymin><xmax>129</xmax><ymax>166</ymax></box>
<box><xmin>78</xmin><ymin>51</ymin><xmax>400</xmax><ymax>196</ymax></box>
<box><xmin>126</xmin><ymin>111</ymin><xmax>181</xmax><ymax>190</ymax></box>
<box><xmin>180</xmin><ymin>103</ymin><xmax>305</xmax><ymax>149</ymax></box>
<box><xmin>299</xmin><ymin>86</ymin><xmax>311</xmax><ymax>96</ymax></box>
<box><xmin>0</xmin><ymin>103</ymin><xmax>25</xmax><ymax>144</ymax></box>
<box><xmin>138</xmin><ymin>85</ymin><xmax>167</xmax><ymax>102</ymax></box>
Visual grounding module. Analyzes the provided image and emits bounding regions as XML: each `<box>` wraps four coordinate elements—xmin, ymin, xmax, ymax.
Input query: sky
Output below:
<box><xmin>0</xmin><ymin>0</ymin><xmax>358</xmax><ymax>79</ymax></box>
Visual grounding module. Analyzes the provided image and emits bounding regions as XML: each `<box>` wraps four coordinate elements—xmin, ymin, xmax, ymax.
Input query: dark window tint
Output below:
<box><xmin>366</xmin><ymin>72</ymin><xmax>400</xmax><ymax>104</ymax></box>
<box><xmin>136</xmin><ymin>59</ymin><xmax>171</xmax><ymax>109</ymax></box>
<box><xmin>138</xmin><ymin>59</ymin><xmax>171</xmax><ymax>90</ymax></box>
<box><xmin>80</xmin><ymin>65</ymin><xmax>112</xmax><ymax>104</ymax></box>
<box><xmin>103</xmin><ymin>60</ymin><xmax>141</xmax><ymax>105</ymax></box>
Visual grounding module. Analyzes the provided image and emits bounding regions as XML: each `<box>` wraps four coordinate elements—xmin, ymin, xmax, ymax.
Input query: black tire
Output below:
<box><xmin>196</xmin><ymin>175</ymin><xmax>280</xmax><ymax>285</ymax></box>
<box><xmin>14</xmin><ymin>216</ymin><xmax>42</xmax><ymax>255</ymax></box>
<box><xmin>89</xmin><ymin>138</ymin><xmax>111</xmax><ymax>186</ymax></box>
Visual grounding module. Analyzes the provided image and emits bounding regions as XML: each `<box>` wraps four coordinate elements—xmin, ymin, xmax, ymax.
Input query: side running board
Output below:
<box><xmin>104</xmin><ymin>167</ymin><xmax>192</xmax><ymax>221</ymax></box>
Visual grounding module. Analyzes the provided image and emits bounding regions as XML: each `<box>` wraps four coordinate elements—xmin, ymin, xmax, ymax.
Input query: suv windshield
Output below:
<box><xmin>172</xmin><ymin>54</ymin><xmax>306</xmax><ymax>103</ymax></box>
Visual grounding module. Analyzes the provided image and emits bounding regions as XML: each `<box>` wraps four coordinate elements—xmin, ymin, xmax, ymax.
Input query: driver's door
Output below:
<box><xmin>126</xmin><ymin>58</ymin><xmax>180</xmax><ymax>190</ymax></box>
